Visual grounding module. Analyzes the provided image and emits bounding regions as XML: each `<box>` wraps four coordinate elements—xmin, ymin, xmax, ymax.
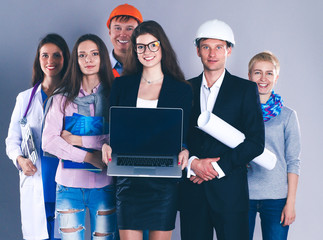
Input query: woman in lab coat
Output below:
<box><xmin>5</xmin><ymin>33</ymin><xmax>70</xmax><ymax>240</ymax></box>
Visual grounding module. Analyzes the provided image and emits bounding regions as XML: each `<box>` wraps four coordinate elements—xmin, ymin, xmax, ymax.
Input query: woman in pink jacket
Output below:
<box><xmin>42</xmin><ymin>34</ymin><xmax>117</xmax><ymax>240</ymax></box>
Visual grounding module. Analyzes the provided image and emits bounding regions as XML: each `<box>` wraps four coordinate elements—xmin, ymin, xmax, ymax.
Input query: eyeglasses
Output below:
<box><xmin>135</xmin><ymin>41</ymin><xmax>160</xmax><ymax>54</ymax></box>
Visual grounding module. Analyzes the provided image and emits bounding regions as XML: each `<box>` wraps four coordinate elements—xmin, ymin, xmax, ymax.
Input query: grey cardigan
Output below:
<box><xmin>248</xmin><ymin>106</ymin><xmax>301</xmax><ymax>200</ymax></box>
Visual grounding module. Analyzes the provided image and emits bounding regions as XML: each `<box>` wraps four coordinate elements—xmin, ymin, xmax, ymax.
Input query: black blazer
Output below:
<box><xmin>110</xmin><ymin>73</ymin><xmax>193</xmax><ymax>147</ymax></box>
<box><xmin>186</xmin><ymin>70</ymin><xmax>264</xmax><ymax>212</ymax></box>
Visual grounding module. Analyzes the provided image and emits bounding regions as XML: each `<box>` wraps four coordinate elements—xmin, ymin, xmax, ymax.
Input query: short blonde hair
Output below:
<box><xmin>248</xmin><ymin>51</ymin><xmax>280</xmax><ymax>75</ymax></box>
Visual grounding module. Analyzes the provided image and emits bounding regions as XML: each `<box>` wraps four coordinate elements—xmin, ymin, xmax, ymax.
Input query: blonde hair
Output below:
<box><xmin>248</xmin><ymin>51</ymin><xmax>280</xmax><ymax>75</ymax></box>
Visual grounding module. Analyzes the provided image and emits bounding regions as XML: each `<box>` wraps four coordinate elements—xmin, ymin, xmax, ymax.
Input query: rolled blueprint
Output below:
<box><xmin>197</xmin><ymin>111</ymin><xmax>277</xmax><ymax>170</ymax></box>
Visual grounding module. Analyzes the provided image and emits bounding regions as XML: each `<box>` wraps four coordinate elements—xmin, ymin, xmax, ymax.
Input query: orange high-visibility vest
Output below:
<box><xmin>112</xmin><ymin>68</ymin><xmax>120</xmax><ymax>78</ymax></box>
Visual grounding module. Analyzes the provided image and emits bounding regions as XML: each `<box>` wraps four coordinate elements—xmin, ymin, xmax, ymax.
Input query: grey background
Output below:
<box><xmin>1</xmin><ymin>0</ymin><xmax>322</xmax><ymax>239</ymax></box>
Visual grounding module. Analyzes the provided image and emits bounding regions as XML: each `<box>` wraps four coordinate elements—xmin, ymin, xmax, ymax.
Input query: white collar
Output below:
<box><xmin>202</xmin><ymin>70</ymin><xmax>225</xmax><ymax>91</ymax></box>
<box><xmin>109</xmin><ymin>50</ymin><xmax>119</xmax><ymax>68</ymax></box>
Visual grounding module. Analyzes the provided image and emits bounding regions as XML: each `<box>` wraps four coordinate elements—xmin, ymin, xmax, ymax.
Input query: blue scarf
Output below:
<box><xmin>73</xmin><ymin>84</ymin><xmax>109</xmax><ymax>119</ymax></box>
<box><xmin>261</xmin><ymin>91</ymin><xmax>284</xmax><ymax>122</ymax></box>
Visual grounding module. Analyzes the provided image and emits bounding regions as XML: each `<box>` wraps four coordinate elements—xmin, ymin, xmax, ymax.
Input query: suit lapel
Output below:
<box><xmin>212</xmin><ymin>70</ymin><xmax>233</xmax><ymax>115</ymax></box>
<box><xmin>157</xmin><ymin>75</ymin><xmax>178</xmax><ymax>107</ymax></box>
<box><xmin>191</xmin><ymin>74</ymin><xmax>203</xmax><ymax>119</ymax></box>
<box><xmin>128</xmin><ymin>74</ymin><xmax>141</xmax><ymax>107</ymax></box>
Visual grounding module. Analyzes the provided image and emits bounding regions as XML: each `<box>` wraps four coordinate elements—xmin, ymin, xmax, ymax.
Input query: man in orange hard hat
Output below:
<box><xmin>107</xmin><ymin>3</ymin><xmax>143</xmax><ymax>77</ymax></box>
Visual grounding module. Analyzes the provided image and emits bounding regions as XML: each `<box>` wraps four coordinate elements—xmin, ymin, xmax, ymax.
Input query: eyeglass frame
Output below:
<box><xmin>135</xmin><ymin>41</ymin><xmax>161</xmax><ymax>54</ymax></box>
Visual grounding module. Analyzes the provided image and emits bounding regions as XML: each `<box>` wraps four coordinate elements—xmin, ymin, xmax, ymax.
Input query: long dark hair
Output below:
<box><xmin>123</xmin><ymin>20</ymin><xmax>186</xmax><ymax>82</ymax></box>
<box><xmin>55</xmin><ymin>34</ymin><xmax>114</xmax><ymax>107</ymax></box>
<box><xmin>32</xmin><ymin>33</ymin><xmax>70</xmax><ymax>86</ymax></box>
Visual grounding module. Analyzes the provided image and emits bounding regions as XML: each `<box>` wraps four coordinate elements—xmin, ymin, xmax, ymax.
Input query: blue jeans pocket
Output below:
<box><xmin>56</xmin><ymin>184</ymin><xmax>68</xmax><ymax>193</ymax></box>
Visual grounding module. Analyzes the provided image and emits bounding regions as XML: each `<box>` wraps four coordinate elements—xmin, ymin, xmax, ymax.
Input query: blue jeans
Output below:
<box><xmin>56</xmin><ymin>184</ymin><xmax>117</xmax><ymax>240</ymax></box>
<box><xmin>249</xmin><ymin>199</ymin><xmax>289</xmax><ymax>240</ymax></box>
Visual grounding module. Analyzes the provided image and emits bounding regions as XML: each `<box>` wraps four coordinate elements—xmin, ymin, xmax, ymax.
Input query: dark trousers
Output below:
<box><xmin>179</xmin><ymin>180</ymin><xmax>249</xmax><ymax>240</ymax></box>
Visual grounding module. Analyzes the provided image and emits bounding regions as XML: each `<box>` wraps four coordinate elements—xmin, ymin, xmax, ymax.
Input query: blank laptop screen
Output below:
<box><xmin>109</xmin><ymin>107</ymin><xmax>182</xmax><ymax>156</ymax></box>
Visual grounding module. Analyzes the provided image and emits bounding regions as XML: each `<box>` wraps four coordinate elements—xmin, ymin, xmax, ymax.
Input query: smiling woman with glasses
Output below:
<box><xmin>102</xmin><ymin>20</ymin><xmax>193</xmax><ymax>240</ymax></box>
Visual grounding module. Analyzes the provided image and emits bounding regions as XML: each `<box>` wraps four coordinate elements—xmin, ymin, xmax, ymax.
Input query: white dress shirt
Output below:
<box><xmin>187</xmin><ymin>71</ymin><xmax>226</xmax><ymax>179</ymax></box>
<box><xmin>200</xmin><ymin>70</ymin><xmax>224</xmax><ymax>113</ymax></box>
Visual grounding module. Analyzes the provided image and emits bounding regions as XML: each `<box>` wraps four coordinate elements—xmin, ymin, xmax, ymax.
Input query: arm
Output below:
<box><xmin>184</xmin><ymin>79</ymin><xmax>220</xmax><ymax>182</ymax></box>
<box><xmin>281</xmin><ymin>173</ymin><xmax>298</xmax><ymax>226</ymax></box>
<box><xmin>61</xmin><ymin>130</ymin><xmax>109</xmax><ymax>150</ymax></box>
<box><xmin>16</xmin><ymin>156</ymin><xmax>37</xmax><ymax>176</ymax></box>
<box><xmin>178</xmin><ymin>148</ymin><xmax>189</xmax><ymax>170</ymax></box>
<box><xmin>216</xmin><ymin>82</ymin><xmax>265</xmax><ymax>174</ymax></box>
<box><xmin>190</xmin><ymin>157</ymin><xmax>219</xmax><ymax>182</ymax></box>
<box><xmin>281</xmin><ymin>110</ymin><xmax>301</xmax><ymax>226</ymax></box>
<box><xmin>5</xmin><ymin>93</ymin><xmax>25</xmax><ymax>169</ymax></box>
<box><xmin>102</xmin><ymin>143</ymin><xmax>112</xmax><ymax>165</ymax></box>
<box><xmin>5</xmin><ymin>92</ymin><xmax>38</xmax><ymax>174</ymax></box>
<box><xmin>60</xmin><ymin>130</ymin><xmax>82</xmax><ymax>146</ymax></box>
<box><xmin>42</xmin><ymin>96</ymin><xmax>106</xmax><ymax>168</ymax></box>
<box><xmin>178</xmin><ymin>83</ymin><xmax>193</xmax><ymax>170</ymax></box>
<box><xmin>42</xmin><ymin>95</ymin><xmax>89</xmax><ymax>163</ymax></box>
<box><xmin>100</xmin><ymin>77</ymin><xmax>124</xmax><ymax>166</ymax></box>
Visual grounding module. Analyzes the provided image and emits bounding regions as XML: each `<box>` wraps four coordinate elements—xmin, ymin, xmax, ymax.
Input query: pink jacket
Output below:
<box><xmin>42</xmin><ymin>85</ymin><xmax>112</xmax><ymax>188</ymax></box>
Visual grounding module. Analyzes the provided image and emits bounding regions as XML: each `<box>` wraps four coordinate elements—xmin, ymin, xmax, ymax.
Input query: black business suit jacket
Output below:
<box><xmin>109</xmin><ymin>73</ymin><xmax>193</xmax><ymax>149</ymax></box>
<box><xmin>185</xmin><ymin>70</ymin><xmax>264</xmax><ymax>212</ymax></box>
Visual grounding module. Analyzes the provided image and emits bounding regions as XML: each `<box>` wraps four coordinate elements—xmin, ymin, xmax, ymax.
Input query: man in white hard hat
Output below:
<box><xmin>179</xmin><ymin>19</ymin><xmax>265</xmax><ymax>240</ymax></box>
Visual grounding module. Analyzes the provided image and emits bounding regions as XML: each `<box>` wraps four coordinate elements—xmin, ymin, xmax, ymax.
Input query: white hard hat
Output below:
<box><xmin>194</xmin><ymin>19</ymin><xmax>235</xmax><ymax>47</ymax></box>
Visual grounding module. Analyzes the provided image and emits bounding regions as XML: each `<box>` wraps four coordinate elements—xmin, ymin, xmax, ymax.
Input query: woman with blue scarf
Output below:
<box><xmin>247</xmin><ymin>51</ymin><xmax>301</xmax><ymax>240</ymax></box>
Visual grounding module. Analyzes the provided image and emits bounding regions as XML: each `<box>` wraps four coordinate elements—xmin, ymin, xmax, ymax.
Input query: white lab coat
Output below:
<box><xmin>5</xmin><ymin>85</ymin><xmax>59</xmax><ymax>240</ymax></box>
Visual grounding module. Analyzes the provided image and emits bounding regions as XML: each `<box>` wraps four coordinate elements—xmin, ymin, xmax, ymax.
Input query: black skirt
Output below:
<box><xmin>116</xmin><ymin>177</ymin><xmax>178</xmax><ymax>231</ymax></box>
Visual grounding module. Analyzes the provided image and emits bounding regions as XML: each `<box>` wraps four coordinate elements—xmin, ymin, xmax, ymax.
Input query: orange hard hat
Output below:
<box><xmin>107</xmin><ymin>4</ymin><xmax>143</xmax><ymax>29</ymax></box>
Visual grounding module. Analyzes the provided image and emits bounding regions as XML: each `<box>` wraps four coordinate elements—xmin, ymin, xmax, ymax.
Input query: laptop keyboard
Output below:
<box><xmin>117</xmin><ymin>157</ymin><xmax>174</xmax><ymax>167</ymax></box>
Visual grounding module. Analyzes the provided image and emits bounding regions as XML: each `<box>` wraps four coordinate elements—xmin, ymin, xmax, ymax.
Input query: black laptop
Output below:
<box><xmin>107</xmin><ymin>106</ymin><xmax>183</xmax><ymax>178</ymax></box>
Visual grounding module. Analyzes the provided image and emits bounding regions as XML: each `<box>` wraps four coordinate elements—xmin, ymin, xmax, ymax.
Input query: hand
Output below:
<box><xmin>191</xmin><ymin>157</ymin><xmax>220</xmax><ymax>181</ymax></box>
<box><xmin>61</xmin><ymin>130</ymin><xmax>82</xmax><ymax>146</ymax></box>
<box><xmin>190</xmin><ymin>175</ymin><xmax>204</xmax><ymax>184</ymax></box>
<box><xmin>17</xmin><ymin>156</ymin><xmax>37</xmax><ymax>176</ymax></box>
<box><xmin>84</xmin><ymin>151</ymin><xmax>106</xmax><ymax>169</ymax></box>
<box><xmin>281</xmin><ymin>202</ymin><xmax>296</xmax><ymax>226</ymax></box>
<box><xmin>102</xmin><ymin>143</ymin><xmax>112</xmax><ymax>165</ymax></box>
<box><xmin>178</xmin><ymin>149</ymin><xmax>189</xmax><ymax>170</ymax></box>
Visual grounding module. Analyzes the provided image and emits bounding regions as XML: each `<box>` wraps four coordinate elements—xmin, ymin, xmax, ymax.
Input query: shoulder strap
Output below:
<box><xmin>23</xmin><ymin>81</ymin><xmax>41</xmax><ymax>118</ymax></box>
<box><xmin>19</xmin><ymin>81</ymin><xmax>41</xmax><ymax>126</ymax></box>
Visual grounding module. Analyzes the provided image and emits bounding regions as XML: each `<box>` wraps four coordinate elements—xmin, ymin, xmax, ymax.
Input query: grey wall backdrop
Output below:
<box><xmin>1</xmin><ymin>0</ymin><xmax>322</xmax><ymax>239</ymax></box>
